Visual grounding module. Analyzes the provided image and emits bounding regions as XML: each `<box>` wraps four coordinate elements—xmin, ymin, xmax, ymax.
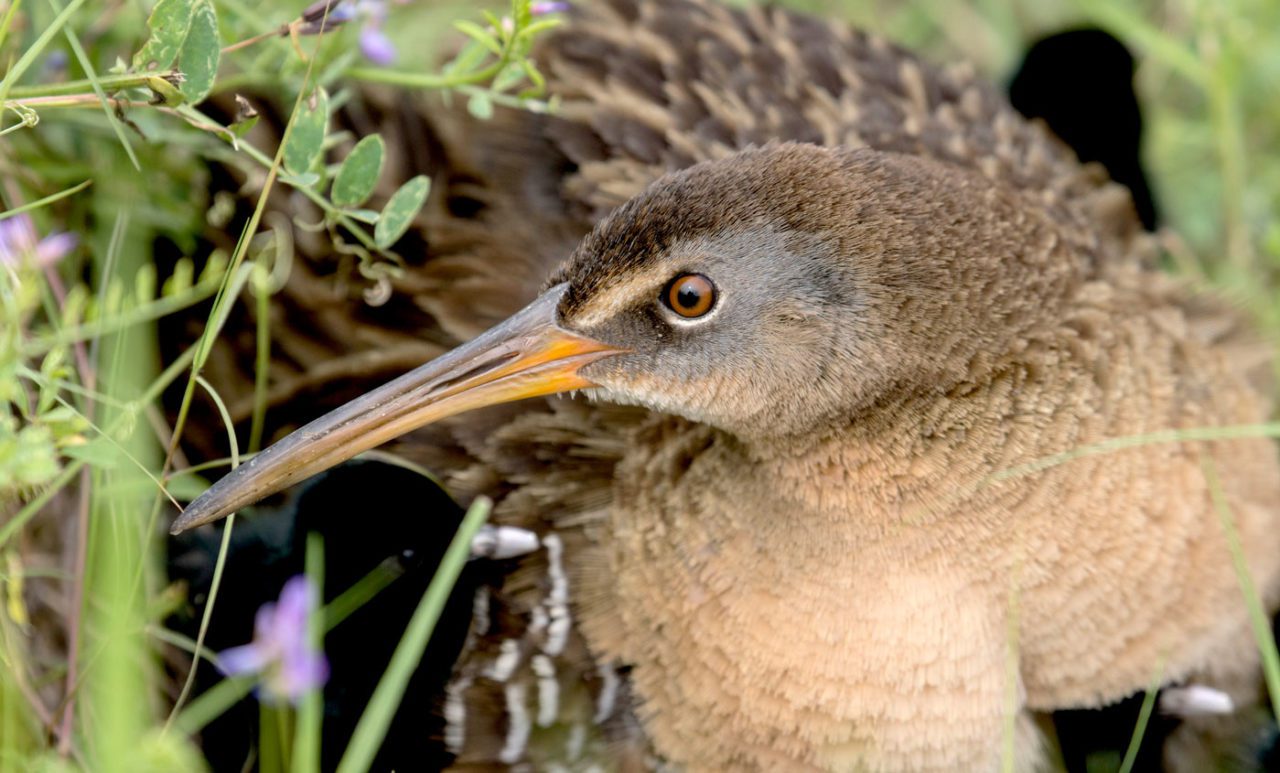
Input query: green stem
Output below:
<box><xmin>0</xmin><ymin>0</ymin><xmax>90</xmax><ymax>94</ymax></box>
<box><xmin>335</xmin><ymin>498</ymin><xmax>491</xmax><ymax>773</ymax></box>
<box><xmin>176</xmin><ymin>105</ymin><xmax>380</xmax><ymax>253</ymax></box>
<box><xmin>172</xmin><ymin>676</ymin><xmax>255</xmax><ymax>735</ymax></box>
<box><xmin>1206</xmin><ymin>48</ymin><xmax>1252</xmax><ymax>273</ymax></box>
<box><xmin>346</xmin><ymin>60</ymin><xmax>506</xmax><ymax>90</ymax></box>
<box><xmin>0</xmin><ymin>179</ymin><xmax>92</xmax><ymax>221</ymax></box>
<box><xmin>248</xmin><ymin>262</ymin><xmax>271</xmax><ymax>454</ymax></box>
<box><xmin>292</xmin><ymin>535</ymin><xmax>325</xmax><ymax>773</ymax></box>
<box><xmin>2</xmin><ymin>94</ymin><xmax>147</xmax><ymax>110</ymax></box>
<box><xmin>51</xmin><ymin>0</ymin><xmax>140</xmax><ymax>171</ymax></box>
<box><xmin>260</xmin><ymin>703</ymin><xmax>282</xmax><ymax>773</ymax></box>
<box><xmin>3</xmin><ymin>72</ymin><xmax>177</xmax><ymax>99</ymax></box>
<box><xmin>1203</xmin><ymin>457</ymin><xmax>1280</xmax><ymax>720</ymax></box>
<box><xmin>321</xmin><ymin>559</ymin><xmax>403</xmax><ymax>631</ymax></box>
<box><xmin>1117</xmin><ymin>660</ymin><xmax>1164</xmax><ymax>773</ymax></box>
<box><xmin>275</xmin><ymin>704</ymin><xmax>292</xmax><ymax>772</ymax></box>
<box><xmin>0</xmin><ymin>0</ymin><xmax>22</xmax><ymax>54</ymax></box>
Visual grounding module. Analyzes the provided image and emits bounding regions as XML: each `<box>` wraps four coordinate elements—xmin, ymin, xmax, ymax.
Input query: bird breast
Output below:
<box><xmin>571</xmin><ymin>283</ymin><xmax>1280</xmax><ymax>771</ymax></box>
<box><xmin>578</xmin><ymin>416</ymin><xmax>1026</xmax><ymax>770</ymax></box>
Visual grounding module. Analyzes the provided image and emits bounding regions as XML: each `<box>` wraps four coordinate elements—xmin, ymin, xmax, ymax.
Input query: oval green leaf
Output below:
<box><xmin>132</xmin><ymin>0</ymin><xmax>196</xmax><ymax>71</ymax></box>
<box><xmin>284</xmin><ymin>88</ymin><xmax>330</xmax><ymax>176</ymax></box>
<box><xmin>63</xmin><ymin>436</ymin><xmax>121</xmax><ymax>471</ymax></box>
<box><xmin>177</xmin><ymin>0</ymin><xmax>219</xmax><ymax>104</ymax></box>
<box><xmin>374</xmin><ymin>175</ymin><xmax>431</xmax><ymax>249</ymax></box>
<box><xmin>332</xmin><ymin>135</ymin><xmax>386</xmax><ymax>208</ymax></box>
<box><xmin>345</xmin><ymin>209</ymin><xmax>380</xmax><ymax>225</ymax></box>
<box><xmin>492</xmin><ymin>62</ymin><xmax>527</xmax><ymax>93</ymax></box>
<box><xmin>467</xmin><ymin>91</ymin><xmax>493</xmax><ymax>120</ymax></box>
<box><xmin>10</xmin><ymin>425</ymin><xmax>59</xmax><ymax>487</ymax></box>
<box><xmin>453</xmin><ymin>20</ymin><xmax>503</xmax><ymax>56</ymax></box>
<box><xmin>279</xmin><ymin>171</ymin><xmax>321</xmax><ymax>188</ymax></box>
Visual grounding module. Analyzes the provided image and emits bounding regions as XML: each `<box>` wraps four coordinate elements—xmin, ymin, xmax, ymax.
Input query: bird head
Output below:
<box><xmin>172</xmin><ymin>142</ymin><xmax>1086</xmax><ymax>532</ymax></box>
<box><xmin>556</xmin><ymin>142</ymin><xmax>1087</xmax><ymax>437</ymax></box>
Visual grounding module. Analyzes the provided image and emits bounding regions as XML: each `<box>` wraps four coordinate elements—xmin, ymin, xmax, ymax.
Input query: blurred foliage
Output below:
<box><xmin>0</xmin><ymin>0</ymin><xmax>552</xmax><ymax>769</ymax></box>
<box><xmin>747</xmin><ymin>0</ymin><xmax>1280</xmax><ymax>318</ymax></box>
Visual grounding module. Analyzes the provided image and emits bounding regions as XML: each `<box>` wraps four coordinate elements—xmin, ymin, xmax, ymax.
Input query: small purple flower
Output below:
<box><xmin>327</xmin><ymin>3</ymin><xmax>358</xmax><ymax>23</ymax></box>
<box><xmin>43</xmin><ymin>50</ymin><xmax>69</xmax><ymax>75</ymax></box>
<box><xmin>308</xmin><ymin>0</ymin><xmax>356</xmax><ymax>23</ymax></box>
<box><xmin>359</xmin><ymin>26</ymin><xmax>397</xmax><ymax>65</ymax></box>
<box><xmin>352</xmin><ymin>0</ymin><xmax>397</xmax><ymax>65</ymax></box>
<box><xmin>219</xmin><ymin>576</ymin><xmax>328</xmax><ymax>703</ymax></box>
<box><xmin>0</xmin><ymin>214</ymin><xmax>77</xmax><ymax>269</ymax></box>
<box><xmin>531</xmin><ymin>2</ymin><xmax>570</xmax><ymax>14</ymax></box>
<box><xmin>296</xmin><ymin>1</ymin><xmax>357</xmax><ymax>36</ymax></box>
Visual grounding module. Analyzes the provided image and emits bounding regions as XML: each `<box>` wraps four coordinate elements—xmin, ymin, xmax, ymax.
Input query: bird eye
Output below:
<box><xmin>664</xmin><ymin>273</ymin><xmax>716</xmax><ymax>318</ymax></box>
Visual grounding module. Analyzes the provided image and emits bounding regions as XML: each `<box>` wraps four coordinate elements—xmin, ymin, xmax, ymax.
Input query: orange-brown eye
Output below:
<box><xmin>664</xmin><ymin>273</ymin><xmax>716</xmax><ymax>318</ymax></box>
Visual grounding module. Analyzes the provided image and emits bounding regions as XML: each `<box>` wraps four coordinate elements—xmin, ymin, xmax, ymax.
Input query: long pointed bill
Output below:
<box><xmin>171</xmin><ymin>284</ymin><xmax>621</xmax><ymax>534</ymax></box>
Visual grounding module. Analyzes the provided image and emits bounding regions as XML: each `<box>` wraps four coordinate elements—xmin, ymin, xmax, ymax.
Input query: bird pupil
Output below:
<box><xmin>665</xmin><ymin>273</ymin><xmax>714</xmax><ymax>318</ymax></box>
<box><xmin>678</xmin><ymin>284</ymin><xmax>701</xmax><ymax>309</ymax></box>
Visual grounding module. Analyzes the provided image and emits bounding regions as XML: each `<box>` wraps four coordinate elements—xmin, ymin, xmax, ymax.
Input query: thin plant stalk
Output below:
<box><xmin>335</xmin><ymin>497</ymin><xmax>492</xmax><ymax>773</ymax></box>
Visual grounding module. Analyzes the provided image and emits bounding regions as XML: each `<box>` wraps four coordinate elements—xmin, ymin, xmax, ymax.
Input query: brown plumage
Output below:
<box><xmin>176</xmin><ymin>0</ymin><xmax>1280</xmax><ymax>769</ymax></box>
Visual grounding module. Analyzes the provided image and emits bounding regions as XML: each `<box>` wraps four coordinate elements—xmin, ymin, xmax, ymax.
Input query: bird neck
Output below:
<box><xmin>729</xmin><ymin>392</ymin><xmax>990</xmax><ymax>552</ymax></box>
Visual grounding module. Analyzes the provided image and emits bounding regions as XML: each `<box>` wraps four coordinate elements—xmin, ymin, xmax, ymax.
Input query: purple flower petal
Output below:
<box><xmin>272</xmin><ymin>576</ymin><xmax>313</xmax><ymax>648</ymax></box>
<box><xmin>531</xmin><ymin>1</ymin><xmax>570</xmax><ymax>14</ymax></box>
<box><xmin>0</xmin><ymin>216</ymin><xmax>36</xmax><ymax>264</ymax></box>
<box><xmin>257</xmin><ymin>604</ymin><xmax>290</xmax><ymax>665</ymax></box>
<box><xmin>277</xmin><ymin>576</ymin><xmax>313</xmax><ymax>620</ymax></box>
<box><xmin>219</xmin><ymin>643</ymin><xmax>269</xmax><ymax>676</ymax></box>
<box><xmin>328</xmin><ymin>3</ymin><xmax>358</xmax><ymax>23</ymax></box>
<box><xmin>302</xmin><ymin>0</ymin><xmax>350</xmax><ymax>23</ymax></box>
<box><xmin>275</xmin><ymin>647</ymin><xmax>330</xmax><ymax>700</ymax></box>
<box><xmin>0</xmin><ymin>215</ymin><xmax>73</xmax><ymax>268</ymax></box>
<box><xmin>34</xmin><ymin>232</ymin><xmax>77</xmax><ymax>268</ymax></box>
<box><xmin>43</xmin><ymin>50</ymin><xmax>69</xmax><ymax>73</ymax></box>
<box><xmin>355</xmin><ymin>0</ymin><xmax>388</xmax><ymax>23</ymax></box>
<box><xmin>252</xmin><ymin>600</ymin><xmax>277</xmax><ymax>639</ymax></box>
<box><xmin>216</xmin><ymin>575</ymin><xmax>327</xmax><ymax>702</ymax></box>
<box><xmin>359</xmin><ymin>27</ymin><xmax>397</xmax><ymax>65</ymax></box>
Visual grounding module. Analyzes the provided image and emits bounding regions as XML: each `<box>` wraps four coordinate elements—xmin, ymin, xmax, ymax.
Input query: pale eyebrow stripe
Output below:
<box><xmin>570</xmin><ymin>264</ymin><xmax>675</xmax><ymax>327</ymax></box>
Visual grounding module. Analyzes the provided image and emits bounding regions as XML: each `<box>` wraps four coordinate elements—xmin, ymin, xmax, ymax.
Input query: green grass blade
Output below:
<box><xmin>247</xmin><ymin>260</ymin><xmax>271</xmax><ymax>455</ymax></box>
<box><xmin>335</xmin><ymin>497</ymin><xmax>491</xmax><ymax>773</ymax></box>
<box><xmin>321</xmin><ymin>560</ymin><xmax>403</xmax><ymax>632</ymax></box>
<box><xmin>292</xmin><ymin>534</ymin><xmax>325</xmax><ymax>773</ymax></box>
<box><xmin>1073</xmin><ymin>0</ymin><xmax>1208</xmax><ymax>86</ymax></box>
<box><xmin>51</xmin><ymin>0</ymin><xmax>140</xmax><ymax>170</ymax></box>
<box><xmin>1202</xmin><ymin>457</ymin><xmax>1280</xmax><ymax>719</ymax></box>
<box><xmin>164</xmin><ymin>375</ymin><xmax>241</xmax><ymax>728</ymax></box>
<box><xmin>0</xmin><ymin>0</ymin><xmax>22</xmax><ymax>53</ymax></box>
<box><xmin>0</xmin><ymin>0</ymin><xmax>89</xmax><ymax>93</ymax></box>
<box><xmin>172</xmin><ymin>676</ymin><xmax>255</xmax><ymax>735</ymax></box>
<box><xmin>1117</xmin><ymin>660</ymin><xmax>1164</xmax><ymax>773</ymax></box>
<box><xmin>0</xmin><ymin>179</ymin><xmax>91</xmax><ymax>222</ymax></box>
